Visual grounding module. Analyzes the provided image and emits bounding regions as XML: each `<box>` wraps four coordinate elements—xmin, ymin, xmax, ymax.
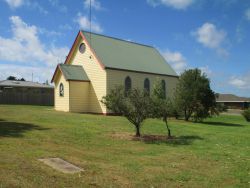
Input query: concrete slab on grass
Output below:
<box><xmin>39</xmin><ymin>158</ymin><xmax>84</xmax><ymax>174</ymax></box>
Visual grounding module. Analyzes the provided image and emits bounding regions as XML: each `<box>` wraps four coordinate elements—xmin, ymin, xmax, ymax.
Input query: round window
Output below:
<box><xmin>79</xmin><ymin>43</ymin><xmax>86</xmax><ymax>54</ymax></box>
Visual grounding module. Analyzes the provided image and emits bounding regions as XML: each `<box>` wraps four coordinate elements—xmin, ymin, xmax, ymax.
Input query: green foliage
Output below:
<box><xmin>242</xmin><ymin>108</ymin><xmax>250</xmax><ymax>122</ymax></box>
<box><xmin>6</xmin><ymin>76</ymin><xmax>26</xmax><ymax>81</ymax></box>
<box><xmin>174</xmin><ymin>69</ymin><xmax>217</xmax><ymax>122</ymax></box>
<box><xmin>216</xmin><ymin>103</ymin><xmax>228</xmax><ymax>112</ymax></box>
<box><xmin>102</xmin><ymin>86</ymin><xmax>152</xmax><ymax>137</ymax></box>
<box><xmin>7</xmin><ymin>76</ymin><xmax>17</xmax><ymax>80</ymax></box>
<box><xmin>151</xmin><ymin>79</ymin><xmax>174</xmax><ymax>137</ymax></box>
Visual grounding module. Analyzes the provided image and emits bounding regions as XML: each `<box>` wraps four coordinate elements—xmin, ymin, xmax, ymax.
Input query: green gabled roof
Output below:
<box><xmin>82</xmin><ymin>31</ymin><xmax>178</xmax><ymax>77</ymax></box>
<box><xmin>59</xmin><ymin>64</ymin><xmax>89</xmax><ymax>81</ymax></box>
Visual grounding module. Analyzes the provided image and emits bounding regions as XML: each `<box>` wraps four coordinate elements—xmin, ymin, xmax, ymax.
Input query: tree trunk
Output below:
<box><xmin>135</xmin><ymin>125</ymin><xmax>141</xmax><ymax>137</ymax></box>
<box><xmin>184</xmin><ymin>109</ymin><xmax>187</xmax><ymax>120</ymax></box>
<box><xmin>165</xmin><ymin>120</ymin><xmax>171</xmax><ymax>138</ymax></box>
<box><xmin>185</xmin><ymin>110</ymin><xmax>191</xmax><ymax>121</ymax></box>
<box><xmin>163</xmin><ymin>116</ymin><xmax>171</xmax><ymax>138</ymax></box>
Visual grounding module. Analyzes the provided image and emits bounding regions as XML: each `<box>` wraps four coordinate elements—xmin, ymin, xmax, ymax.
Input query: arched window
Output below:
<box><xmin>125</xmin><ymin>76</ymin><xmax>131</xmax><ymax>96</ymax></box>
<box><xmin>59</xmin><ymin>83</ymin><xmax>64</xmax><ymax>97</ymax></box>
<box><xmin>161</xmin><ymin>80</ymin><xmax>166</xmax><ymax>98</ymax></box>
<box><xmin>144</xmin><ymin>78</ymin><xmax>150</xmax><ymax>95</ymax></box>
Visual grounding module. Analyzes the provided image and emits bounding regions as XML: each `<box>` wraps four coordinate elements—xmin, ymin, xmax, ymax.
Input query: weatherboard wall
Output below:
<box><xmin>67</xmin><ymin>37</ymin><xmax>107</xmax><ymax>113</ymax></box>
<box><xmin>106</xmin><ymin>69</ymin><xmax>179</xmax><ymax>98</ymax></box>
<box><xmin>54</xmin><ymin>73</ymin><xmax>69</xmax><ymax>112</ymax></box>
<box><xmin>69</xmin><ymin>81</ymin><xmax>89</xmax><ymax>112</ymax></box>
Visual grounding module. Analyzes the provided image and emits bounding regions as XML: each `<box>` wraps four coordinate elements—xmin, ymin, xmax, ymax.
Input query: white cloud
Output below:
<box><xmin>4</xmin><ymin>0</ymin><xmax>23</xmax><ymax>8</ymax></box>
<box><xmin>0</xmin><ymin>64</ymin><xmax>54</xmax><ymax>83</ymax></box>
<box><xmin>193</xmin><ymin>23</ymin><xmax>226</xmax><ymax>48</ymax></box>
<box><xmin>147</xmin><ymin>0</ymin><xmax>194</xmax><ymax>10</ymax></box>
<box><xmin>229</xmin><ymin>73</ymin><xmax>250</xmax><ymax>89</ymax></box>
<box><xmin>59</xmin><ymin>24</ymin><xmax>73</xmax><ymax>31</ymax></box>
<box><xmin>4</xmin><ymin>0</ymin><xmax>48</xmax><ymax>14</ymax></box>
<box><xmin>75</xmin><ymin>13</ymin><xmax>103</xmax><ymax>33</ymax></box>
<box><xmin>245</xmin><ymin>8</ymin><xmax>250</xmax><ymax>21</ymax></box>
<box><xmin>193</xmin><ymin>22</ymin><xmax>228</xmax><ymax>57</ymax></box>
<box><xmin>84</xmin><ymin>0</ymin><xmax>103</xmax><ymax>11</ymax></box>
<box><xmin>49</xmin><ymin>0</ymin><xmax>67</xmax><ymax>13</ymax></box>
<box><xmin>26</xmin><ymin>1</ymin><xmax>48</xmax><ymax>14</ymax></box>
<box><xmin>0</xmin><ymin>16</ymin><xmax>69</xmax><ymax>82</ymax></box>
<box><xmin>162</xmin><ymin>50</ymin><xmax>187</xmax><ymax>74</ymax></box>
<box><xmin>39</xmin><ymin>27</ymin><xmax>62</xmax><ymax>37</ymax></box>
<box><xmin>199</xmin><ymin>65</ymin><xmax>212</xmax><ymax>77</ymax></box>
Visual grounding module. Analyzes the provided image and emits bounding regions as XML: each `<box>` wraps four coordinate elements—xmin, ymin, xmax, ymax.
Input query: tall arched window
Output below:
<box><xmin>125</xmin><ymin>76</ymin><xmax>131</xmax><ymax>96</ymax></box>
<box><xmin>59</xmin><ymin>83</ymin><xmax>64</xmax><ymax>97</ymax></box>
<box><xmin>144</xmin><ymin>78</ymin><xmax>150</xmax><ymax>95</ymax></box>
<box><xmin>161</xmin><ymin>80</ymin><xmax>166</xmax><ymax>98</ymax></box>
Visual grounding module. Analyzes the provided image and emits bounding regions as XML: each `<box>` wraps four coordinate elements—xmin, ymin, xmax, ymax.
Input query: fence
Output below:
<box><xmin>0</xmin><ymin>87</ymin><xmax>54</xmax><ymax>106</ymax></box>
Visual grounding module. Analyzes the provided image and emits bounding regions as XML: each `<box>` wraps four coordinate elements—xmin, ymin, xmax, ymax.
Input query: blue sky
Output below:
<box><xmin>0</xmin><ymin>0</ymin><xmax>249</xmax><ymax>97</ymax></box>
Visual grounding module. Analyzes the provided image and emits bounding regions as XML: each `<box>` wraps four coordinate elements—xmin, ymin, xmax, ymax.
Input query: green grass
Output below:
<box><xmin>0</xmin><ymin>105</ymin><xmax>249</xmax><ymax>188</ymax></box>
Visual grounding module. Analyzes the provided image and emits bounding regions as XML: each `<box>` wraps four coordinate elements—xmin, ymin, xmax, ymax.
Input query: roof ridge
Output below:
<box><xmin>81</xmin><ymin>30</ymin><xmax>154</xmax><ymax>49</ymax></box>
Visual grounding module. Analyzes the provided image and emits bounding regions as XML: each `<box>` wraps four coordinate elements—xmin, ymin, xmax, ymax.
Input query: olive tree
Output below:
<box><xmin>102</xmin><ymin>86</ymin><xmax>151</xmax><ymax>137</ymax></box>
<box><xmin>151</xmin><ymin>79</ymin><xmax>174</xmax><ymax>138</ymax></box>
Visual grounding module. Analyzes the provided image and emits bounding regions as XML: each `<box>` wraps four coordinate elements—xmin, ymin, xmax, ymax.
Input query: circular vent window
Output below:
<box><xmin>79</xmin><ymin>43</ymin><xmax>86</xmax><ymax>54</ymax></box>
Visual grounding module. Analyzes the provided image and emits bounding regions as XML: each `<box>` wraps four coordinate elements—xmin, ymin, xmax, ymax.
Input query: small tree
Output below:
<box><xmin>7</xmin><ymin>76</ymin><xmax>17</xmax><ymax>81</ymax></box>
<box><xmin>242</xmin><ymin>108</ymin><xmax>250</xmax><ymax>122</ymax></box>
<box><xmin>102</xmin><ymin>86</ymin><xmax>151</xmax><ymax>137</ymax></box>
<box><xmin>151</xmin><ymin>79</ymin><xmax>173</xmax><ymax>138</ymax></box>
<box><xmin>19</xmin><ymin>78</ymin><xmax>26</xmax><ymax>81</ymax></box>
<box><xmin>174</xmin><ymin>69</ymin><xmax>217</xmax><ymax>122</ymax></box>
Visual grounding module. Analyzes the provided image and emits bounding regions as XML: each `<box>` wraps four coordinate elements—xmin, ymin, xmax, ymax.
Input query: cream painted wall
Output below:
<box><xmin>68</xmin><ymin>38</ymin><xmax>106</xmax><ymax>113</ymax></box>
<box><xmin>106</xmin><ymin>69</ymin><xmax>179</xmax><ymax>98</ymax></box>
<box><xmin>69</xmin><ymin>81</ymin><xmax>90</xmax><ymax>113</ymax></box>
<box><xmin>54</xmin><ymin>73</ymin><xmax>69</xmax><ymax>112</ymax></box>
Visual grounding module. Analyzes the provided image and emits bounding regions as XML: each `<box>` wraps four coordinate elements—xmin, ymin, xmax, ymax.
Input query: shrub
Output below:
<box><xmin>174</xmin><ymin>69</ymin><xmax>217</xmax><ymax>122</ymax></box>
<box><xmin>216</xmin><ymin>103</ymin><xmax>228</xmax><ymax>112</ymax></box>
<box><xmin>102</xmin><ymin>86</ymin><xmax>152</xmax><ymax>137</ymax></box>
<box><xmin>242</xmin><ymin>109</ymin><xmax>250</xmax><ymax>122</ymax></box>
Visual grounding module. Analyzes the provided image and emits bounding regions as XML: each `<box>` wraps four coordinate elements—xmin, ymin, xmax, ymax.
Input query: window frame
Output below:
<box><xmin>161</xmin><ymin>80</ymin><xmax>166</xmax><ymax>98</ymax></box>
<box><xmin>79</xmin><ymin>42</ymin><xmax>86</xmax><ymax>54</ymax></box>
<box><xmin>59</xmin><ymin>83</ymin><xmax>64</xmax><ymax>97</ymax></box>
<box><xmin>144</xmin><ymin>78</ymin><xmax>150</xmax><ymax>95</ymax></box>
<box><xmin>124</xmin><ymin>76</ymin><xmax>132</xmax><ymax>96</ymax></box>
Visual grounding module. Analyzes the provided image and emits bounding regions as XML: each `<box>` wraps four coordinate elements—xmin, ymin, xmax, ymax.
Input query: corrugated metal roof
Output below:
<box><xmin>82</xmin><ymin>31</ymin><xmax>178</xmax><ymax>77</ymax></box>
<box><xmin>0</xmin><ymin>80</ymin><xmax>54</xmax><ymax>88</ymax></box>
<box><xmin>216</xmin><ymin>94</ymin><xmax>250</xmax><ymax>102</ymax></box>
<box><xmin>59</xmin><ymin>64</ymin><xmax>89</xmax><ymax>81</ymax></box>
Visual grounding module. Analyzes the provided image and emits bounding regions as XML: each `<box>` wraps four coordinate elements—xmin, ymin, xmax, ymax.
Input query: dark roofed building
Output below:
<box><xmin>216</xmin><ymin>93</ymin><xmax>250</xmax><ymax>109</ymax></box>
<box><xmin>0</xmin><ymin>80</ymin><xmax>54</xmax><ymax>106</ymax></box>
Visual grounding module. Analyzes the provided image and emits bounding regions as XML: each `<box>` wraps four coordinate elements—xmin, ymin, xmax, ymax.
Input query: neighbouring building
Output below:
<box><xmin>0</xmin><ymin>80</ymin><xmax>54</xmax><ymax>106</ymax></box>
<box><xmin>216</xmin><ymin>93</ymin><xmax>250</xmax><ymax>109</ymax></box>
<box><xmin>51</xmin><ymin>30</ymin><xmax>179</xmax><ymax>114</ymax></box>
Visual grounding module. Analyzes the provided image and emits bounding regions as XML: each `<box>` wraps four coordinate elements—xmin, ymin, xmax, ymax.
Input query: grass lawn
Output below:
<box><xmin>0</xmin><ymin>105</ymin><xmax>249</xmax><ymax>187</ymax></box>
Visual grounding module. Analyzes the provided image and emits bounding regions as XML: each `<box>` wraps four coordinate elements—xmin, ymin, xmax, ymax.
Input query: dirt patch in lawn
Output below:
<box><xmin>110</xmin><ymin>132</ymin><xmax>203</xmax><ymax>145</ymax></box>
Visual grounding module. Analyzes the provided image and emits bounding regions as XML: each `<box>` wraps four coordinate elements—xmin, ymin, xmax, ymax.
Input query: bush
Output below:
<box><xmin>242</xmin><ymin>109</ymin><xmax>250</xmax><ymax>122</ymax></box>
<box><xmin>216</xmin><ymin>103</ymin><xmax>228</xmax><ymax>112</ymax></box>
<box><xmin>102</xmin><ymin>86</ymin><xmax>152</xmax><ymax>137</ymax></box>
<box><xmin>174</xmin><ymin>68</ymin><xmax>217</xmax><ymax>122</ymax></box>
